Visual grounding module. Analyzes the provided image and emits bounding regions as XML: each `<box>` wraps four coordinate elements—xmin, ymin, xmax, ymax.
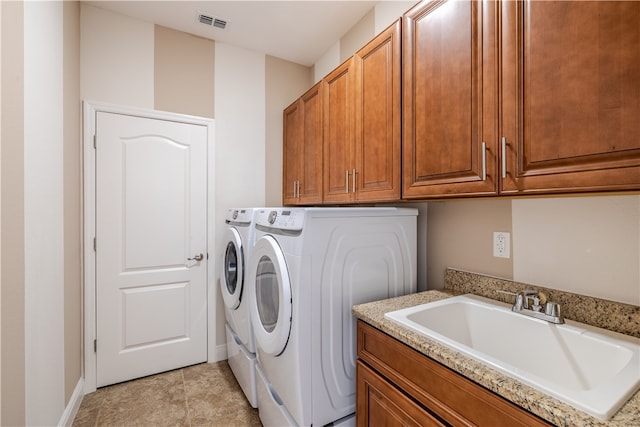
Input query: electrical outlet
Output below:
<box><xmin>493</xmin><ymin>232</ymin><xmax>510</xmax><ymax>258</ymax></box>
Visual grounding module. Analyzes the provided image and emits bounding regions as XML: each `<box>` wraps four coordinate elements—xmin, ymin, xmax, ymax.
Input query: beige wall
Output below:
<box><xmin>265</xmin><ymin>56</ymin><xmax>312</xmax><ymax>207</ymax></box>
<box><xmin>154</xmin><ymin>25</ymin><xmax>215</xmax><ymax>118</ymax></box>
<box><xmin>425</xmin><ymin>199</ymin><xmax>513</xmax><ymax>289</ymax></box>
<box><xmin>80</xmin><ymin>5</ymin><xmax>154</xmax><ymax>108</ymax></box>
<box><xmin>513</xmin><ymin>194</ymin><xmax>640</xmax><ymax>304</ymax></box>
<box><xmin>0</xmin><ymin>3</ymin><xmax>3</xmax><ymax>420</ymax></box>
<box><xmin>1</xmin><ymin>2</ymin><xmax>26</xmax><ymax>425</ymax></box>
<box><xmin>422</xmin><ymin>195</ymin><xmax>640</xmax><ymax>306</ymax></box>
<box><xmin>1</xmin><ymin>2</ymin><xmax>81</xmax><ymax>423</ymax></box>
<box><xmin>63</xmin><ymin>0</ymin><xmax>81</xmax><ymax>404</ymax></box>
<box><xmin>374</xmin><ymin>1</ymin><xmax>419</xmax><ymax>33</ymax></box>
<box><xmin>341</xmin><ymin>8</ymin><xmax>374</xmax><ymax>62</ymax></box>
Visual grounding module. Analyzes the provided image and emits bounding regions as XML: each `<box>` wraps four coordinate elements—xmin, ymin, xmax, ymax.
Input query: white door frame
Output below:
<box><xmin>82</xmin><ymin>101</ymin><xmax>216</xmax><ymax>393</ymax></box>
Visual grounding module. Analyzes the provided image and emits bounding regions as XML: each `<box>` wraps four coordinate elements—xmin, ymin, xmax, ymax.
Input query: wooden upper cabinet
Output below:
<box><xmin>299</xmin><ymin>83</ymin><xmax>324</xmax><ymax>204</ymax></box>
<box><xmin>353</xmin><ymin>19</ymin><xmax>402</xmax><ymax>202</ymax></box>
<box><xmin>323</xmin><ymin>58</ymin><xmax>356</xmax><ymax>204</ymax></box>
<box><xmin>323</xmin><ymin>20</ymin><xmax>402</xmax><ymax>204</ymax></box>
<box><xmin>282</xmin><ymin>82</ymin><xmax>323</xmax><ymax>205</ymax></box>
<box><xmin>403</xmin><ymin>0</ymin><xmax>498</xmax><ymax>199</ymax></box>
<box><xmin>501</xmin><ymin>1</ymin><xmax>640</xmax><ymax>194</ymax></box>
<box><xmin>283</xmin><ymin>99</ymin><xmax>302</xmax><ymax>205</ymax></box>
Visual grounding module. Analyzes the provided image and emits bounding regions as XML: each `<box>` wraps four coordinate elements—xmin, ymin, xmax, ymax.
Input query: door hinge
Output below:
<box><xmin>93</xmin><ymin>237</ymin><xmax>96</xmax><ymax>252</ymax></box>
<box><xmin>94</xmin><ymin>339</ymin><xmax>97</xmax><ymax>353</ymax></box>
<box><xmin>93</xmin><ymin>134</ymin><xmax>97</xmax><ymax>149</ymax></box>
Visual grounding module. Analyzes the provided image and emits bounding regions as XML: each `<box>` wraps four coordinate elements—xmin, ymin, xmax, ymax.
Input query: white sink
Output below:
<box><xmin>384</xmin><ymin>294</ymin><xmax>640</xmax><ymax>420</ymax></box>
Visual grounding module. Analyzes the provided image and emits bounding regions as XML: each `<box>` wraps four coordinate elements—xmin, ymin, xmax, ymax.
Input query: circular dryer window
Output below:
<box><xmin>256</xmin><ymin>256</ymin><xmax>279</xmax><ymax>332</ymax></box>
<box><xmin>224</xmin><ymin>243</ymin><xmax>238</xmax><ymax>294</ymax></box>
<box><xmin>250</xmin><ymin>235</ymin><xmax>292</xmax><ymax>356</ymax></box>
<box><xmin>221</xmin><ymin>227</ymin><xmax>244</xmax><ymax>310</ymax></box>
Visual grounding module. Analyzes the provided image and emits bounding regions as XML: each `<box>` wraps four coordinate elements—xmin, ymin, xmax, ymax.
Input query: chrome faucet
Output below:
<box><xmin>513</xmin><ymin>290</ymin><xmax>539</xmax><ymax>310</ymax></box>
<box><xmin>511</xmin><ymin>290</ymin><xmax>564</xmax><ymax>324</ymax></box>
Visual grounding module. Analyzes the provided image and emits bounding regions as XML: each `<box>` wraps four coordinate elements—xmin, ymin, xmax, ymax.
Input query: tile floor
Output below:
<box><xmin>72</xmin><ymin>361</ymin><xmax>261</xmax><ymax>426</ymax></box>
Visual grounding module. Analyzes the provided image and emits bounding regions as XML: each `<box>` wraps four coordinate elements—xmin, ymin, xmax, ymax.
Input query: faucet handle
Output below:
<box><xmin>513</xmin><ymin>293</ymin><xmax>524</xmax><ymax>310</ymax></box>
<box><xmin>531</xmin><ymin>296</ymin><xmax>542</xmax><ymax>312</ymax></box>
<box><xmin>545</xmin><ymin>302</ymin><xmax>561</xmax><ymax>317</ymax></box>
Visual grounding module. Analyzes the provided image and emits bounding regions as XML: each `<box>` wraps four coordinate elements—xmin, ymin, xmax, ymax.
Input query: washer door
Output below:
<box><xmin>221</xmin><ymin>227</ymin><xmax>244</xmax><ymax>310</ymax></box>
<box><xmin>249</xmin><ymin>235</ymin><xmax>292</xmax><ymax>356</ymax></box>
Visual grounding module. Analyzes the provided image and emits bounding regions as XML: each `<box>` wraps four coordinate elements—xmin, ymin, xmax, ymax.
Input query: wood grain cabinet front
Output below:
<box><xmin>357</xmin><ymin>320</ymin><xmax>552</xmax><ymax>427</ymax></box>
<box><xmin>402</xmin><ymin>0</ymin><xmax>499</xmax><ymax>198</ymax></box>
<box><xmin>500</xmin><ymin>0</ymin><xmax>640</xmax><ymax>194</ymax></box>
<box><xmin>323</xmin><ymin>20</ymin><xmax>402</xmax><ymax>204</ymax></box>
<box><xmin>282</xmin><ymin>82</ymin><xmax>323</xmax><ymax>205</ymax></box>
<box><xmin>357</xmin><ymin>360</ymin><xmax>445</xmax><ymax>427</ymax></box>
<box><xmin>403</xmin><ymin>0</ymin><xmax>640</xmax><ymax>198</ymax></box>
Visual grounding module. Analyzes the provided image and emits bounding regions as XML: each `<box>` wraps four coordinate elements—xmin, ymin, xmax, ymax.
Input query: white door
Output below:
<box><xmin>96</xmin><ymin>111</ymin><xmax>208</xmax><ymax>387</ymax></box>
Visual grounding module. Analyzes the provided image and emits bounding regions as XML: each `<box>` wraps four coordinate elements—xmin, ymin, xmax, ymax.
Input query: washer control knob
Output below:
<box><xmin>268</xmin><ymin>211</ymin><xmax>278</xmax><ymax>224</ymax></box>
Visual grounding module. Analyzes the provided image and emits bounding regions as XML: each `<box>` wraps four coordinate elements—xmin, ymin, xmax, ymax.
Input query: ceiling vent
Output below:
<box><xmin>197</xmin><ymin>12</ymin><xmax>228</xmax><ymax>30</ymax></box>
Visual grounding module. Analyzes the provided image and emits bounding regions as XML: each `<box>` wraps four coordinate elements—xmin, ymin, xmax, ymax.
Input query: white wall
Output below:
<box><xmin>214</xmin><ymin>43</ymin><xmax>266</xmax><ymax>211</ymax></box>
<box><xmin>80</xmin><ymin>5</ymin><xmax>154</xmax><ymax>107</ymax></box>
<box><xmin>513</xmin><ymin>195</ymin><xmax>640</xmax><ymax>304</ymax></box>
<box><xmin>214</xmin><ymin>42</ymin><xmax>266</xmax><ymax>346</ymax></box>
<box><xmin>23</xmin><ymin>2</ymin><xmax>65</xmax><ymax>424</ymax></box>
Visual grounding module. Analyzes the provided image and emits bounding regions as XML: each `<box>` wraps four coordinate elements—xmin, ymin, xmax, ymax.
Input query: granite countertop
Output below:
<box><xmin>352</xmin><ymin>271</ymin><xmax>640</xmax><ymax>427</ymax></box>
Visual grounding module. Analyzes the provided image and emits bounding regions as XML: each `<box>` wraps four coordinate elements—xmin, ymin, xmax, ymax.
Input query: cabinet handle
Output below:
<box><xmin>345</xmin><ymin>170</ymin><xmax>350</xmax><ymax>193</ymax></box>
<box><xmin>501</xmin><ymin>137</ymin><xmax>507</xmax><ymax>179</ymax></box>
<box><xmin>296</xmin><ymin>180</ymin><xmax>301</xmax><ymax>199</ymax></box>
<box><xmin>352</xmin><ymin>168</ymin><xmax>357</xmax><ymax>193</ymax></box>
<box><xmin>481</xmin><ymin>142</ymin><xmax>487</xmax><ymax>181</ymax></box>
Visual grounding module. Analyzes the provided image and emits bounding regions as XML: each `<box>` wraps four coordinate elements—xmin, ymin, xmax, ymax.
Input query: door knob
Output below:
<box><xmin>188</xmin><ymin>253</ymin><xmax>204</xmax><ymax>262</ymax></box>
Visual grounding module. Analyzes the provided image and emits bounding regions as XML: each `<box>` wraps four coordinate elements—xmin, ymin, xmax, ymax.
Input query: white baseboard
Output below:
<box><xmin>58</xmin><ymin>377</ymin><xmax>84</xmax><ymax>427</ymax></box>
<box><xmin>210</xmin><ymin>343</ymin><xmax>227</xmax><ymax>362</ymax></box>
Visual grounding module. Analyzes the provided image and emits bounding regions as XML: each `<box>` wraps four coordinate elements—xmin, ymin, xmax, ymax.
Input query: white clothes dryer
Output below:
<box><xmin>220</xmin><ymin>207</ymin><xmax>261</xmax><ymax>408</ymax></box>
<box><xmin>247</xmin><ymin>207</ymin><xmax>418</xmax><ymax>426</ymax></box>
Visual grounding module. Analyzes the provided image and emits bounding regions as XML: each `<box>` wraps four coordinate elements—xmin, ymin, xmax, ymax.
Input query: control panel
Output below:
<box><xmin>255</xmin><ymin>208</ymin><xmax>304</xmax><ymax>231</ymax></box>
<box><xmin>225</xmin><ymin>208</ymin><xmax>253</xmax><ymax>225</ymax></box>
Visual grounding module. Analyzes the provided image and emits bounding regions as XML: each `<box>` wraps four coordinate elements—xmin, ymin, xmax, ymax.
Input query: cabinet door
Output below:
<box><xmin>354</xmin><ymin>20</ymin><xmax>402</xmax><ymax>203</ymax></box>
<box><xmin>299</xmin><ymin>83</ymin><xmax>323</xmax><ymax>204</ymax></box>
<box><xmin>356</xmin><ymin>361</ymin><xmax>445</xmax><ymax>427</ymax></box>
<box><xmin>323</xmin><ymin>58</ymin><xmax>355</xmax><ymax>204</ymax></box>
<box><xmin>403</xmin><ymin>0</ymin><xmax>498</xmax><ymax>198</ymax></box>
<box><xmin>282</xmin><ymin>99</ymin><xmax>302</xmax><ymax>205</ymax></box>
<box><xmin>501</xmin><ymin>1</ymin><xmax>640</xmax><ymax>194</ymax></box>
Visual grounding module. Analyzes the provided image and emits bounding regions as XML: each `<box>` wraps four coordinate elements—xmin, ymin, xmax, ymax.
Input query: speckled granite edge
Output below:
<box><xmin>352</xmin><ymin>275</ymin><xmax>640</xmax><ymax>426</ymax></box>
<box><xmin>445</xmin><ymin>269</ymin><xmax>640</xmax><ymax>338</ymax></box>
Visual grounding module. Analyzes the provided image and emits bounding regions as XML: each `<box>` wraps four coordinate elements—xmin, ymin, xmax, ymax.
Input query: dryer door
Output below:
<box><xmin>221</xmin><ymin>227</ymin><xmax>244</xmax><ymax>310</ymax></box>
<box><xmin>249</xmin><ymin>235</ymin><xmax>292</xmax><ymax>356</ymax></box>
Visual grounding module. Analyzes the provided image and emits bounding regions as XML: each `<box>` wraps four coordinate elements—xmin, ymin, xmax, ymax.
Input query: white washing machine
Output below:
<box><xmin>247</xmin><ymin>207</ymin><xmax>418</xmax><ymax>426</ymax></box>
<box><xmin>220</xmin><ymin>208</ymin><xmax>261</xmax><ymax>408</ymax></box>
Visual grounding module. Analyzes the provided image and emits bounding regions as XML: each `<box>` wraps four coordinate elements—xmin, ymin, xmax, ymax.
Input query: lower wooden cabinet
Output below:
<box><xmin>357</xmin><ymin>320</ymin><xmax>552</xmax><ymax>427</ymax></box>
<box><xmin>357</xmin><ymin>360</ymin><xmax>445</xmax><ymax>427</ymax></box>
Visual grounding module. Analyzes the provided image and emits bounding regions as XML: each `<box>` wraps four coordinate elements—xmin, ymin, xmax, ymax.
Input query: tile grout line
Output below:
<box><xmin>93</xmin><ymin>392</ymin><xmax>107</xmax><ymax>427</ymax></box>
<box><xmin>182</xmin><ymin>368</ymin><xmax>192</xmax><ymax>427</ymax></box>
